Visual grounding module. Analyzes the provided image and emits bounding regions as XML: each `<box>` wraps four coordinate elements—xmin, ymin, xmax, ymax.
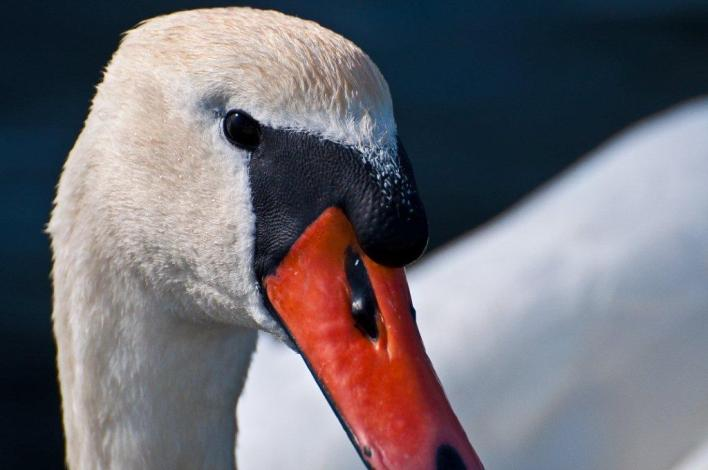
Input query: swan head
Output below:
<box><xmin>50</xmin><ymin>7</ymin><xmax>481</xmax><ymax>469</ymax></box>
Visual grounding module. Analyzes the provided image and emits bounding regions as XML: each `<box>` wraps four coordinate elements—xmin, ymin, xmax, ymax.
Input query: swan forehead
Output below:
<box><xmin>117</xmin><ymin>7</ymin><xmax>396</xmax><ymax>149</ymax></box>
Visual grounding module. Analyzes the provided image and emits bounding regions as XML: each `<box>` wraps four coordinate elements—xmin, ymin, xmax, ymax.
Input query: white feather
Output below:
<box><xmin>49</xmin><ymin>7</ymin><xmax>398</xmax><ymax>469</ymax></box>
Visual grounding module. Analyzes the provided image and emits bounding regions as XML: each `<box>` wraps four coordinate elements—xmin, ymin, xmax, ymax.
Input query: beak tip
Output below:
<box><xmin>436</xmin><ymin>444</ymin><xmax>470</xmax><ymax>470</ymax></box>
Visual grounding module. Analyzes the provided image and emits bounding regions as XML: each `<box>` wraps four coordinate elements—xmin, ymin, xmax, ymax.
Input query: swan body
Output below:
<box><xmin>50</xmin><ymin>7</ymin><xmax>480</xmax><ymax>470</ymax></box>
<box><xmin>239</xmin><ymin>98</ymin><xmax>708</xmax><ymax>469</ymax></box>
<box><xmin>411</xmin><ymin>98</ymin><xmax>708</xmax><ymax>470</ymax></box>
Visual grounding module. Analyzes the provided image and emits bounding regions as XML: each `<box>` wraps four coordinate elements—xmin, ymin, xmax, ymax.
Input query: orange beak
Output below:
<box><xmin>264</xmin><ymin>208</ymin><xmax>483</xmax><ymax>469</ymax></box>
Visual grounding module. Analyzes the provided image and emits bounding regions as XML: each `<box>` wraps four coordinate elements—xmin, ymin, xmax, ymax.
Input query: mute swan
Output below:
<box><xmin>240</xmin><ymin>98</ymin><xmax>708</xmax><ymax>469</ymax></box>
<box><xmin>48</xmin><ymin>7</ymin><xmax>482</xmax><ymax>470</ymax></box>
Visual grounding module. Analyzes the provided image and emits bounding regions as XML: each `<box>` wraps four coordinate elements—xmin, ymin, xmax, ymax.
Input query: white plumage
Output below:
<box><xmin>50</xmin><ymin>5</ymin><xmax>708</xmax><ymax>468</ymax></box>
<box><xmin>49</xmin><ymin>8</ymin><xmax>403</xmax><ymax>469</ymax></box>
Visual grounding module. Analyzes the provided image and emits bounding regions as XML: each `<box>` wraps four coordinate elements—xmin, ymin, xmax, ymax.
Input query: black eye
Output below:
<box><xmin>223</xmin><ymin>110</ymin><xmax>261</xmax><ymax>149</ymax></box>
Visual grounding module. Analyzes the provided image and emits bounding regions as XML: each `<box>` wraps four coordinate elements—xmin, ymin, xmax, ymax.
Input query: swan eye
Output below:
<box><xmin>223</xmin><ymin>110</ymin><xmax>261</xmax><ymax>149</ymax></box>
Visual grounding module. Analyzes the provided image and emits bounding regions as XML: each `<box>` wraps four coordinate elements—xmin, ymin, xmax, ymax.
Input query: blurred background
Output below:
<box><xmin>2</xmin><ymin>0</ymin><xmax>708</xmax><ymax>468</ymax></box>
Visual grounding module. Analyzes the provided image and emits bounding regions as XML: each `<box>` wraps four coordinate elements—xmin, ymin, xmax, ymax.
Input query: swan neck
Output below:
<box><xmin>52</xmin><ymin>267</ymin><xmax>257</xmax><ymax>469</ymax></box>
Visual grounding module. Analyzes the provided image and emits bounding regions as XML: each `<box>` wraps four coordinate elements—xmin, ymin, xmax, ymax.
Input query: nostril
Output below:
<box><xmin>345</xmin><ymin>248</ymin><xmax>379</xmax><ymax>340</ymax></box>
<box><xmin>436</xmin><ymin>444</ymin><xmax>467</xmax><ymax>470</ymax></box>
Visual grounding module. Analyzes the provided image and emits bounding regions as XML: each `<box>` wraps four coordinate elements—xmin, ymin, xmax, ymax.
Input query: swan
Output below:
<box><xmin>48</xmin><ymin>7</ymin><xmax>484</xmax><ymax>470</ymax></box>
<box><xmin>238</xmin><ymin>98</ymin><xmax>708</xmax><ymax>469</ymax></box>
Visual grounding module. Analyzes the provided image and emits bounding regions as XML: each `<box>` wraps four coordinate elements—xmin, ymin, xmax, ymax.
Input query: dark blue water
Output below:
<box><xmin>3</xmin><ymin>1</ymin><xmax>708</xmax><ymax>466</ymax></box>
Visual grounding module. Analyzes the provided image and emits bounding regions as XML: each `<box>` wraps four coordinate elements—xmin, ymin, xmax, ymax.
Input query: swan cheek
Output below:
<box><xmin>263</xmin><ymin>207</ymin><xmax>483</xmax><ymax>470</ymax></box>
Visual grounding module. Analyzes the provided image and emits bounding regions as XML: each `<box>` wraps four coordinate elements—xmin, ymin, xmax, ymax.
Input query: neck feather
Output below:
<box><xmin>52</xmin><ymin>256</ymin><xmax>257</xmax><ymax>469</ymax></box>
